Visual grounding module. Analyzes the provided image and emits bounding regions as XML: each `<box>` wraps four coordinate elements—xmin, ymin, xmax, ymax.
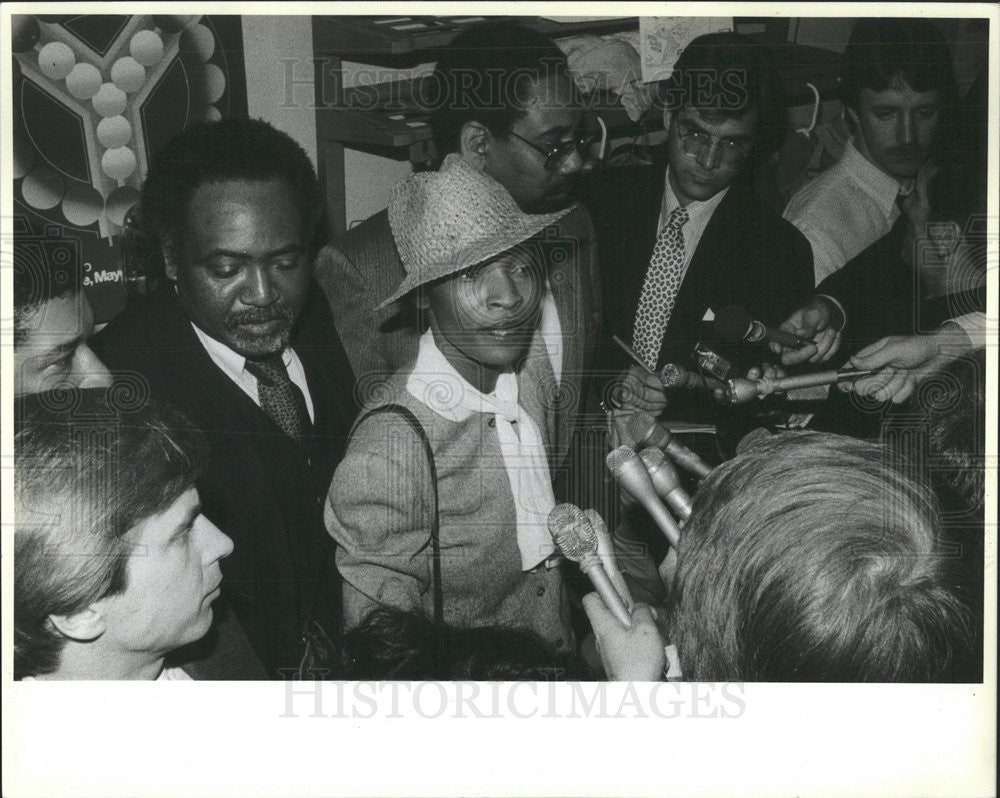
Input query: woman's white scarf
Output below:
<box><xmin>406</xmin><ymin>329</ymin><xmax>557</xmax><ymax>570</ymax></box>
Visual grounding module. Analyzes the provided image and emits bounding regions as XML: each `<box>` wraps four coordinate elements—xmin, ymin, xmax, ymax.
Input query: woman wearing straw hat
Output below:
<box><xmin>324</xmin><ymin>155</ymin><xmax>576</xmax><ymax>653</ymax></box>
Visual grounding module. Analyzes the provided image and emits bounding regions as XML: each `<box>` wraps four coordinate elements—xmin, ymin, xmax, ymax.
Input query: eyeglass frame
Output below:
<box><xmin>506</xmin><ymin>115</ymin><xmax>608</xmax><ymax>171</ymax></box>
<box><xmin>673</xmin><ymin>117</ymin><xmax>753</xmax><ymax>170</ymax></box>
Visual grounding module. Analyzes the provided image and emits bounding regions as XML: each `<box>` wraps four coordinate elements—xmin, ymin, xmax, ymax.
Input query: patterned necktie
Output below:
<box><xmin>632</xmin><ymin>205</ymin><xmax>689</xmax><ymax>370</ymax></box>
<box><xmin>244</xmin><ymin>353</ymin><xmax>311</xmax><ymax>443</ymax></box>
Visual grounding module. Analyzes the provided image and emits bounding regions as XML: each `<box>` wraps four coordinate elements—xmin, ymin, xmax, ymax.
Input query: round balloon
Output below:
<box><xmin>111</xmin><ymin>56</ymin><xmax>146</xmax><ymax>93</ymax></box>
<box><xmin>13</xmin><ymin>129</ymin><xmax>36</xmax><ymax>179</ymax></box>
<box><xmin>129</xmin><ymin>30</ymin><xmax>164</xmax><ymax>67</ymax></box>
<box><xmin>21</xmin><ymin>164</ymin><xmax>66</xmax><ymax>210</ymax></box>
<box><xmin>62</xmin><ymin>182</ymin><xmax>105</xmax><ymax>226</ymax></box>
<box><xmin>37</xmin><ymin>41</ymin><xmax>76</xmax><ymax>81</ymax></box>
<box><xmin>153</xmin><ymin>15</ymin><xmax>197</xmax><ymax>33</ymax></box>
<box><xmin>105</xmin><ymin>185</ymin><xmax>142</xmax><ymax>227</ymax></box>
<box><xmin>11</xmin><ymin>15</ymin><xmax>41</xmax><ymax>53</ymax></box>
<box><xmin>199</xmin><ymin>63</ymin><xmax>226</xmax><ymax>104</ymax></box>
<box><xmin>65</xmin><ymin>62</ymin><xmax>102</xmax><ymax>100</ymax></box>
<box><xmin>101</xmin><ymin>146</ymin><xmax>138</xmax><ymax>181</ymax></box>
<box><xmin>92</xmin><ymin>83</ymin><xmax>128</xmax><ymax>117</ymax></box>
<box><xmin>180</xmin><ymin>23</ymin><xmax>215</xmax><ymax>62</ymax></box>
<box><xmin>97</xmin><ymin>115</ymin><xmax>133</xmax><ymax>148</ymax></box>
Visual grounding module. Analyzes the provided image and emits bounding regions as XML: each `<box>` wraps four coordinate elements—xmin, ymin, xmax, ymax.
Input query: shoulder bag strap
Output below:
<box><xmin>351</xmin><ymin>403</ymin><xmax>443</xmax><ymax>625</ymax></box>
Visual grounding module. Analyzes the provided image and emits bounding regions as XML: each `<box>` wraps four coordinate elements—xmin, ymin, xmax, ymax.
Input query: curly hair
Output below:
<box><xmin>140</xmin><ymin>117</ymin><xmax>322</xmax><ymax>267</ymax></box>
<box><xmin>428</xmin><ymin>22</ymin><xmax>569</xmax><ymax>157</ymax></box>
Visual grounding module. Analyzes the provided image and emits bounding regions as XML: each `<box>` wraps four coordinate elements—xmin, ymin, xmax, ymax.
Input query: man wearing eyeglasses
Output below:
<box><xmin>585</xmin><ymin>32</ymin><xmax>813</xmax><ymax>419</ymax></box>
<box><xmin>316</xmin><ymin>21</ymin><xmax>603</xmax><ymax>484</ymax></box>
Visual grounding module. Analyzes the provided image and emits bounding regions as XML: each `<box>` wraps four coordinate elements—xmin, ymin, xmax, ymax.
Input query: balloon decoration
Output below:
<box><xmin>12</xmin><ymin>14</ymin><xmax>234</xmax><ymax>240</ymax></box>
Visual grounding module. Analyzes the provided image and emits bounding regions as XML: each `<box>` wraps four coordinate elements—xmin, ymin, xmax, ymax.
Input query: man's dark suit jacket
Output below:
<box><xmin>583</xmin><ymin>154</ymin><xmax>814</xmax><ymax>380</ymax></box>
<box><xmin>93</xmin><ymin>285</ymin><xmax>356</xmax><ymax>678</ymax></box>
<box><xmin>810</xmin><ymin>216</ymin><xmax>986</xmax><ymax>439</ymax></box>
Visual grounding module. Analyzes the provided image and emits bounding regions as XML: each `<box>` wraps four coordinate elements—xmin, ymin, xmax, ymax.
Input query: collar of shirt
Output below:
<box><xmin>840</xmin><ymin>138</ymin><xmax>908</xmax><ymax>220</ymax></box>
<box><xmin>538</xmin><ymin>276</ymin><xmax>562</xmax><ymax>388</ymax></box>
<box><xmin>190</xmin><ymin>322</ymin><xmax>315</xmax><ymax>422</ymax></box>
<box><xmin>658</xmin><ymin>166</ymin><xmax>730</xmax><ymax>266</ymax></box>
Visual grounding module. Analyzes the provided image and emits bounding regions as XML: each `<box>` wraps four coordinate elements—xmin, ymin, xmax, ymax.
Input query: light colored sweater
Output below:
<box><xmin>325</xmin><ymin>337</ymin><xmax>574</xmax><ymax>653</ymax></box>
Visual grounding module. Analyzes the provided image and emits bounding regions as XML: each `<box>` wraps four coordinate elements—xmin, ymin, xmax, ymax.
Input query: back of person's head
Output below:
<box><xmin>841</xmin><ymin>18</ymin><xmax>955</xmax><ymax>112</ymax></box>
<box><xmin>671</xmin><ymin>431</ymin><xmax>971</xmax><ymax>681</ymax></box>
<box><xmin>428</xmin><ymin>22</ymin><xmax>569</xmax><ymax>156</ymax></box>
<box><xmin>140</xmin><ymin>117</ymin><xmax>321</xmax><ymax>265</ymax></box>
<box><xmin>340</xmin><ymin>607</ymin><xmax>583</xmax><ymax>680</ymax></box>
<box><xmin>910</xmin><ymin>349</ymin><xmax>986</xmax><ymax>516</ymax></box>
<box><xmin>14</xmin><ymin>388</ymin><xmax>207</xmax><ymax>679</ymax></box>
<box><xmin>656</xmin><ymin>31</ymin><xmax>777</xmax><ymax>149</ymax></box>
<box><xmin>13</xmin><ymin>235</ymin><xmax>82</xmax><ymax>345</ymax></box>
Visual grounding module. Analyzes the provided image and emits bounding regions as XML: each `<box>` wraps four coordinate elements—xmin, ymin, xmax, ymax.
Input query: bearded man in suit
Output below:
<box><xmin>94</xmin><ymin>118</ymin><xmax>356</xmax><ymax>678</ymax></box>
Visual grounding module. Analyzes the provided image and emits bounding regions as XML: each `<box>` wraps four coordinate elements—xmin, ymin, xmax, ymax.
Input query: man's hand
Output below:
<box><xmin>615</xmin><ymin>365</ymin><xmax>669</xmax><ymax>415</ymax></box>
<box><xmin>843</xmin><ymin>325</ymin><xmax>974</xmax><ymax>404</ymax></box>
<box><xmin>583</xmin><ymin>593</ymin><xmax>665</xmax><ymax>681</ymax></box>
<box><xmin>770</xmin><ymin>297</ymin><xmax>842</xmax><ymax>365</ymax></box>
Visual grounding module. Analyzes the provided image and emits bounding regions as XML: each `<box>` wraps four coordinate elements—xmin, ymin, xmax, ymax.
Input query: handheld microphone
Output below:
<box><xmin>724</xmin><ymin>368</ymin><xmax>880</xmax><ymax>403</ymax></box>
<box><xmin>638</xmin><ymin>447</ymin><xmax>693</xmax><ymax>521</ymax></box>
<box><xmin>583</xmin><ymin>508</ymin><xmax>634</xmax><ymax>610</ymax></box>
<box><xmin>625</xmin><ymin>412</ymin><xmax>712</xmax><ymax>479</ymax></box>
<box><xmin>548</xmin><ymin>504</ymin><xmax>632</xmax><ymax>628</ymax></box>
<box><xmin>660</xmin><ymin>363</ymin><xmax>727</xmax><ymax>392</ymax></box>
<box><xmin>715</xmin><ymin>305</ymin><xmax>813</xmax><ymax>349</ymax></box>
<box><xmin>606</xmin><ymin>446</ymin><xmax>681</xmax><ymax>547</ymax></box>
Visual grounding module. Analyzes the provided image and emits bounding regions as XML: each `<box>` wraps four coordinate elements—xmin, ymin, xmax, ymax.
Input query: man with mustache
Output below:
<box><xmin>93</xmin><ymin>118</ymin><xmax>356</xmax><ymax>677</ymax></box>
<box><xmin>784</xmin><ymin>19</ymin><xmax>952</xmax><ymax>285</ymax></box>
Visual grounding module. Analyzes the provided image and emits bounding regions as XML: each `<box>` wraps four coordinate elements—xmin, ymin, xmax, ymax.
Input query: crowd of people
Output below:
<box><xmin>13</xmin><ymin>19</ymin><xmax>987</xmax><ymax>683</ymax></box>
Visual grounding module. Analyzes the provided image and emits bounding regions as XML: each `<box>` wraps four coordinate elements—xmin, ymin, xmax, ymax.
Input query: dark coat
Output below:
<box><xmin>583</xmin><ymin>155</ymin><xmax>814</xmax><ymax>377</ymax></box>
<box><xmin>93</xmin><ymin>285</ymin><xmax>356</xmax><ymax>677</ymax></box>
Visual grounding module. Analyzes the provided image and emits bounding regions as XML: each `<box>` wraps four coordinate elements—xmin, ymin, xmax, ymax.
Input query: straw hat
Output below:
<box><xmin>380</xmin><ymin>154</ymin><xmax>572</xmax><ymax>308</ymax></box>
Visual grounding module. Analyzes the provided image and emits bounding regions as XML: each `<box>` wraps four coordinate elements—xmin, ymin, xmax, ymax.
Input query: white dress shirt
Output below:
<box><xmin>191</xmin><ymin>323</ymin><xmax>315</xmax><ymax>422</ymax></box>
<box><xmin>784</xmin><ymin>138</ymin><xmax>910</xmax><ymax>286</ymax></box>
<box><xmin>657</xmin><ymin>166</ymin><xmax>729</xmax><ymax>281</ymax></box>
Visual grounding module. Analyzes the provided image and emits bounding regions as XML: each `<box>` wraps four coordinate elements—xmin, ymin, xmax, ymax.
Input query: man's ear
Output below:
<box><xmin>458</xmin><ymin>121</ymin><xmax>491</xmax><ymax>169</ymax></box>
<box><xmin>662</xmin><ymin>108</ymin><xmax>673</xmax><ymax>135</ymax></box>
<box><xmin>48</xmin><ymin>607</ymin><xmax>106</xmax><ymax>642</ymax></box>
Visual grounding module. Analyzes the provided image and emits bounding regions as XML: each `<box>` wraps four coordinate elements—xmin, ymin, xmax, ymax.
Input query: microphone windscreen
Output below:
<box><xmin>714</xmin><ymin>305</ymin><xmax>753</xmax><ymax>343</ymax></box>
<box><xmin>625</xmin><ymin>412</ymin><xmax>658</xmax><ymax>448</ymax></box>
<box><xmin>547</xmin><ymin>503</ymin><xmax>597</xmax><ymax>562</ymax></box>
<box><xmin>736</xmin><ymin>427</ymin><xmax>774</xmax><ymax>455</ymax></box>
<box><xmin>606</xmin><ymin>445</ymin><xmax>638</xmax><ymax>476</ymax></box>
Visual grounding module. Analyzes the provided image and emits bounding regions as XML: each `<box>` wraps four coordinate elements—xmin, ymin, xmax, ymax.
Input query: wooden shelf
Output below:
<box><xmin>316</xmin><ymin>75</ymin><xmax>660</xmax><ymax>159</ymax></box>
<box><xmin>313</xmin><ymin>15</ymin><xmax>637</xmax><ymax>58</ymax></box>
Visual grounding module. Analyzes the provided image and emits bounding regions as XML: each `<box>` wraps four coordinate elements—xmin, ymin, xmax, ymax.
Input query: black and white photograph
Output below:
<box><xmin>2</xmin><ymin>4</ymin><xmax>996</xmax><ymax>797</ymax></box>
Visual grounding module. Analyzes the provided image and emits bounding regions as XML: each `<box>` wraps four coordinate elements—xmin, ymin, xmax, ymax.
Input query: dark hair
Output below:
<box><xmin>428</xmin><ymin>23</ymin><xmax>569</xmax><ymax>156</ymax></box>
<box><xmin>337</xmin><ymin>607</ymin><xmax>584</xmax><ymax>680</ymax></box>
<box><xmin>13</xmin><ymin>236</ymin><xmax>83</xmax><ymax>345</ymax></box>
<box><xmin>656</xmin><ymin>32</ymin><xmax>777</xmax><ymax>150</ymax></box>
<box><xmin>913</xmin><ymin>349</ymin><xmax>986</xmax><ymax>516</ymax></box>
<box><xmin>140</xmin><ymin>117</ymin><xmax>322</xmax><ymax>266</ymax></box>
<box><xmin>14</xmin><ymin>388</ymin><xmax>207</xmax><ymax>679</ymax></box>
<box><xmin>671</xmin><ymin>431</ymin><xmax>971</xmax><ymax>682</ymax></box>
<box><xmin>841</xmin><ymin>18</ymin><xmax>955</xmax><ymax>112</ymax></box>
